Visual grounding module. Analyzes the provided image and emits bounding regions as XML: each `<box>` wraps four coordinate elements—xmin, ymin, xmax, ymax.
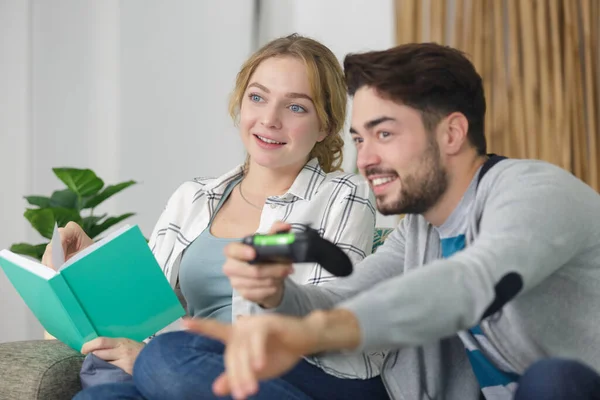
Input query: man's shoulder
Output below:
<box><xmin>484</xmin><ymin>158</ymin><xmax>571</xmax><ymax>181</ymax></box>
<box><xmin>477</xmin><ymin>158</ymin><xmax>584</xmax><ymax>196</ymax></box>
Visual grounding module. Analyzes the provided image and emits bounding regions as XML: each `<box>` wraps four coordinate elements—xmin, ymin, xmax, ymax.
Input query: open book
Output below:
<box><xmin>0</xmin><ymin>224</ymin><xmax>185</xmax><ymax>351</ymax></box>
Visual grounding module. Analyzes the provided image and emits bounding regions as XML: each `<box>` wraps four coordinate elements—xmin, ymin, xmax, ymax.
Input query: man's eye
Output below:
<box><xmin>378</xmin><ymin>131</ymin><xmax>391</xmax><ymax>139</ymax></box>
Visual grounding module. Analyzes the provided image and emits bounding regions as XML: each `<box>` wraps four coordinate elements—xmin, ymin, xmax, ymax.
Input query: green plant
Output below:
<box><xmin>10</xmin><ymin>168</ymin><xmax>137</xmax><ymax>260</ymax></box>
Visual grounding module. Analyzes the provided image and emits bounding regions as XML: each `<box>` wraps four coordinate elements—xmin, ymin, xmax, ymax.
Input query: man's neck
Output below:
<box><xmin>423</xmin><ymin>155</ymin><xmax>487</xmax><ymax>227</ymax></box>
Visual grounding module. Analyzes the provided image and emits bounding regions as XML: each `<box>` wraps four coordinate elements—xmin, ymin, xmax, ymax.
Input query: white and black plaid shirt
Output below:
<box><xmin>148</xmin><ymin>158</ymin><xmax>382</xmax><ymax>378</ymax></box>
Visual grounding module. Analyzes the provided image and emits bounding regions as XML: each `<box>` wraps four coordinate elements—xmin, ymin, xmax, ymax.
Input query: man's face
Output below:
<box><xmin>350</xmin><ymin>86</ymin><xmax>448</xmax><ymax>215</ymax></box>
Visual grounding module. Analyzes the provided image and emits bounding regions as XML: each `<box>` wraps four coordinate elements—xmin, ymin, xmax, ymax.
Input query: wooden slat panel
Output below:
<box><xmin>493</xmin><ymin>0</ymin><xmax>510</xmax><ymax>157</ymax></box>
<box><xmin>453</xmin><ymin>0</ymin><xmax>464</xmax><ymax>48</ymax></box>
<box><xmin>482</xmin><ymin>0</ymin><xmax>494</xmax><ymax>151</ymax></box>
<box><xmin>560</xmin><ymin>0</ymin><xmax>574</xmax><ymax>170</ymax></box>
<box><xmin>430</xmin><ymin>0</ymin><xmax>446</xmax><ymax>44</ymax></box>
<box><xmin>393</xmin><ymin>0</ymin><xmax>599</xmax><ymax>191</ymax></box>
<box><xmin>508</xmin><ymin>0</ymin><xmax>527</xmax><ymax>159</ymax></box>
<box><xmin>536</xmin><ymin>0</ymin><xmax>553</xmax><ymax>164</ymax></box>
<box><xmin>548</xmin><ymin>0</ymin><xmax>566</xmax><ymax>170</ymax></box>
<box><xmin>519</xmin><ymin>0</ymin><xmax>539</xmax><ymax>159</ymax></box>
<box><xmin>566</xmin><ymin>0</ymin><xmax>586</xmax><ymax>180</ymax></box>
<box><xmin>581</xmin><ymin>0</ymin><xmax>599</xmax><ymax>190</ymax></box>
<box><xmin>396</xmin><ymin>0</ymin><xmax>416</xmax><ymax>44</ymax></box>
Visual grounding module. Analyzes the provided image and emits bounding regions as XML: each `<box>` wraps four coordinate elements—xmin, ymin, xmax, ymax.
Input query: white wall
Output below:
<box><xmin>0</xmin><ymin>0</ymin><xmax>251</xmax><ymax>343</ymax></box>
<box><xmin>0</xmin><ymin>0</ymin><xmax>40</xmax><ymax>343</ymax></box>
<box><xmin>259</xmin><ymin>0</ymin><xmax>398</xmax><ymax>227</ymax></box>
<box><xmin>0</xmin><ymin>0</ymin><xmax>396</xmax><ymax>342</ymax></box>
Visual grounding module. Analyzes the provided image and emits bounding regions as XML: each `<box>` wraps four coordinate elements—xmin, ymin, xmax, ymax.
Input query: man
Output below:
<box><xmin>186</xmin><ymin>43</ymin><xmax>600</xmax><ymax>400</ymax></box>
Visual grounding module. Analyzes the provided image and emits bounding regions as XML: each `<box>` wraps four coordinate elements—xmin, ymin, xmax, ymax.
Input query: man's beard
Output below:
<box><xmin>376</xmin><ymin>139</ymin><xmax>449</xmax><ymax>216</ymax></box>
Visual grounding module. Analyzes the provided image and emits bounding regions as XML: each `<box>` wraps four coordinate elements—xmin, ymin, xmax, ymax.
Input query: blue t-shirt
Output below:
<box><xmin>436</xmin><ymin>168</ymin><xmax>519</xmax><ymax>399</ymax></box>
<box><xmin>178</xmin><ymin>177</ymin><xmax>242</xmax><ymax>322</ymax></box>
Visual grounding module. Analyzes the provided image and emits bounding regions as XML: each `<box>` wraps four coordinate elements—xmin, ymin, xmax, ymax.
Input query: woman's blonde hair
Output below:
<box><xmin>229</xmin><ymin>33</ymin><xmax>347</xmax><ymax>173</ymax></box>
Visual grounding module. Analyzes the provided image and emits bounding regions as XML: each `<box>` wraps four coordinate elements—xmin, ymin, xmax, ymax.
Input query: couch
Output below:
<box><xmin>0</xmin><ymin>228</ymin><xmax>393</xmax><ymax>400</ymax></box>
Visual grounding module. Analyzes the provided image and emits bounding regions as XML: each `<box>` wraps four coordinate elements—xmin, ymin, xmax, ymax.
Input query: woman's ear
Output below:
<box><xmin>316</xmin><ymin>130</ymin><xmax>328</xmax><ymax>143</ymax></box>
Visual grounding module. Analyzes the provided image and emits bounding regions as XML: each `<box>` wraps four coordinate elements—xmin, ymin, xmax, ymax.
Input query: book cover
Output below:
<box><xmin>0</xmin><ymin>225</ymin><xmax>185</xmax><ymax>351</ymax></box>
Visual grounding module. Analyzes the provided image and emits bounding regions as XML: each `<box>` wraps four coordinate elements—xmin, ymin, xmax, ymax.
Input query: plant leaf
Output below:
<box><xmin>51</xmin><ymin>207</ymin><xmax>83</xmax><ymax>228</ymax></box>
<box><xmin>52</xmin><ymin>168</ymin><xmax>104</xmax><ymax>197</ymax></box>
<box><xmin>23</xmin><ymin>208</ymin><xmax>83</xmax><ymax>239</ymax></box>
<box><xmin>83</xmin><ymin>180</ymin><xmax>137</xmax><ymax>209</ymax></box>
<box><xmin>81</xmin><ymin>214</ymin><xmax>107</xmax><ymax>235</ymax></box>
<box><xmin>24</xmin><ymin>209</ymin><xmax>55</xmax><ymax>239</ymax></box>
<box><xmin>9</xmin><ymin>243</ymin><xmax>48</xmax><ymax>261</ymax></box>
<box><xmin>24</xmin><ymin>196</ymin><xmax>52</xmax><ymax>208</ymax></box>
<box><xmin>88</xmin><ymin>213</ymin><xmax>135</xmax><ymax>239</ymax></box>
<box><xmin>49</xmin><ymin>189</ymin><xmax>78</xmax><ymax>209</ymax></box>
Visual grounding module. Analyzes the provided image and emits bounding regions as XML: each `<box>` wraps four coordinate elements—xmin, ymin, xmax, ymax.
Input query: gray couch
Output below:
<box><xmin>0</xmin><ymin>339</ymin><xmax>85</xmax><ymax>399</ymax></box>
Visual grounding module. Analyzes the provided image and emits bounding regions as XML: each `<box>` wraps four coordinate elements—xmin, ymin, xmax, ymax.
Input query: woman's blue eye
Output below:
<box><xmin>250</xmin><ymin>94</ymin><xmax>263</xmax><ymax>102</ymax></box>
<box><xmin>289</xmin><ymin>104</ymin><xmax>306</xmax><ymax>113</ymax></box>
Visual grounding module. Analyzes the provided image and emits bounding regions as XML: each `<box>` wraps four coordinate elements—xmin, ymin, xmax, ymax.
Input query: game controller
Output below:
<box><xmin>241</xmin><ymin>225</ymin><xmax>353</xmax><ymax>277</ymax></box>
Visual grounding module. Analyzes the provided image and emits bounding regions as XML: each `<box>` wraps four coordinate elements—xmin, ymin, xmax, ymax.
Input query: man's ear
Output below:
<box><xmin>441</xmin><ymin>112</ymin><xmax>469</xmax><ymax>155</ymax></box>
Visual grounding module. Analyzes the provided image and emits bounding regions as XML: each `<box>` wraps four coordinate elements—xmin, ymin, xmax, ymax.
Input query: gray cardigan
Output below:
<box><xmin>251</xmin><ymin>158</ymin><xmax>600</xmax><ymax>400</ymax></box>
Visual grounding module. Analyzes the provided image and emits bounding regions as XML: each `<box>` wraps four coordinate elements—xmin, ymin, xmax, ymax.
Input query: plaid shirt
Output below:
<box><xmin>148</xmin><ymin>159</ymin><xmax>381</xmax><ymax>378</ymax></box>
<box><xmin>150</xmin><ymin>157</ymin><xmax>376</xmax><ymax>291</ymax></box>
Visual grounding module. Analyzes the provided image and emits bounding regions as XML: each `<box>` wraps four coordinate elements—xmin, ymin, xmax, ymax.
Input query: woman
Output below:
<box><xmin>49</xmin><ymin>34</ymin><xmax>387</xmax><ymax>399</ymax></box>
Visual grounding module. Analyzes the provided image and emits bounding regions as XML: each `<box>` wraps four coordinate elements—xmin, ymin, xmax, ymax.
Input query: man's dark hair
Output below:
<box><xmin>344</xmin><ymin>43</ymin><xmax>487</xmax><ymax>155</ymax></box>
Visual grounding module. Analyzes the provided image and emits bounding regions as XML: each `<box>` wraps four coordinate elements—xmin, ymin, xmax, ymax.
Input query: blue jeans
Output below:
<box><xmin>514</xmin><ymin>358</ymin><xmax>600</xmax><ymax>400</ymax></box>
<box><xmin>74</xmin><ymin>330</ymin><xmax>389</xmax><ymax>400</ymax></box>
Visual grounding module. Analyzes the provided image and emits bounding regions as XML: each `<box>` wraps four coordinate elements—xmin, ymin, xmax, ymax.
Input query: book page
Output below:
<box><xmin>0</xmin><ymin>249</ymin><xmax>56</xmax><ymax>280</ymax></box>
<box><xmin>52</xmin><ymin>223</ymin><xmax>66</xmax><ymax>271</ymax></box>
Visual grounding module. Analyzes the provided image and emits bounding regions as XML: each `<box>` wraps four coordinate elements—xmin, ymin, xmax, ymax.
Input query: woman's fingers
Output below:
<box><xmin>268</xmin><ymin>221</ymin><xmax>292</xmax><ymax>234</ymax></box>
<box><xmin>223</xmin><ymin>261</ymin><xmax>293</xmax><ymax>280</ymax></box>
<box><xmin>224</xmin><ymin>242</ymin><xmax>256</xmax><ymax>262</ymax></box>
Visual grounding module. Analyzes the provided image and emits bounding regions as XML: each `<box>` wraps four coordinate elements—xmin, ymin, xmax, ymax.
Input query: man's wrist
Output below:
<box><xmin>258</xmin><ymin>285</ymin><xmax>285</xmax><ymax>309</ymax></box>
<box><xmin>304</xmin><ymin>308</ymin><xmax>361</xmax><ymax>354</ymax></box>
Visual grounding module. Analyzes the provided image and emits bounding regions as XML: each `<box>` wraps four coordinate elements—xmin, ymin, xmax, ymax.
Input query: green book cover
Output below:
<box><xmin>0</xmin><ymin>225</ymin><xmax>185</xmax><ymax>351</ymax></box>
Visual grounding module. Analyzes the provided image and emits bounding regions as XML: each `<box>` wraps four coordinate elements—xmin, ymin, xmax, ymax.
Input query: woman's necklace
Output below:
<box><xmin>238</xmin><ymin>181</ymin><xmax>263</xmax><ymax>210</ymax></box>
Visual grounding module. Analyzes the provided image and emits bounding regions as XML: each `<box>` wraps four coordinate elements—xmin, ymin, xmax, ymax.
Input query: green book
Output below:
<box><xmin>0</xmin><ymin>225</ymin><xmax>185</xmax><ymax>352</ymax></box>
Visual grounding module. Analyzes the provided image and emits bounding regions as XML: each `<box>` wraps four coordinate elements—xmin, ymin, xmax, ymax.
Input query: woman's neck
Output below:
<box><xmin>241</xmin><ymin>160</ymin><xmax>305</xmax><ymax>198</ymax></box>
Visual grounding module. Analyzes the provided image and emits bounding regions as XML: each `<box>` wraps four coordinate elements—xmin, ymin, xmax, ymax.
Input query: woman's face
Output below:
<box><xmin>239</xmin><ymin>56</ymin><xmax>327</xmax><ymax>172</ymax></box>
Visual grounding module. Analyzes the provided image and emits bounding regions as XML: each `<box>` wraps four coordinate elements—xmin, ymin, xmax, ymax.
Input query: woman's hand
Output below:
<box><xmin>81</xmin><ymin>337</ymin><xmax>145</xmax><ymax>375</ymax></box>
<box><xmin>41</xmin><ymin>222</ymin><xmax>93</xmax><ymax>270</ymax></box>
<box><xmin>223</xmin><ymin>222</ymin><xmax>294</xmax><ymax>309</ymax></box>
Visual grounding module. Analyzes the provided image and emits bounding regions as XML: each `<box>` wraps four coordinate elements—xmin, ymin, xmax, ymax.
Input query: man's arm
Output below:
<box><xmin>333</xmin><ymin>162</ymin><xmax>600</xmax><ymax>352</ymax></box>
<box><xmin>249</xmin><ymin>218</ymin><xmax>407</xmax><ymax>317</ymax></box>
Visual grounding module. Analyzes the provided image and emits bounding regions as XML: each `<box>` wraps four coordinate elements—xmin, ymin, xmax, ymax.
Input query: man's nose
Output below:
<box><xmin>356</xmin><ymin>141</ymin><xmax>381</xmax><ymax>171</ymax></box>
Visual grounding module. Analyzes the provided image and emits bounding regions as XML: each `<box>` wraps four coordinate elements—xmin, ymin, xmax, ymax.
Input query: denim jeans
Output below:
<box><xmin>79</xmin><ymin>353</ymin><xmax>133</xmax><ymax>389</ymax></box>
<box><xmin>73</xmin><ymin>330</ymin><xmax>389</xmax><ymax>400</ymax></box>
<box><xmin>514</xmin><ymin>358</ymin><xmax>600</xmax><ymax>400</ymax></box>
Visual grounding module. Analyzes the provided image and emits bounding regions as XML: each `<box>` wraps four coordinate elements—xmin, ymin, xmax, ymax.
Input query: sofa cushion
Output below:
<box><xmin>0</xmin><ymin>340</ymin><xmax>84</xmax><ymax>400</ymax></box>
<box><xmin>373</xmin><ymin>227</ymin><xmax>394</xmax><ymax>252</ymax></box>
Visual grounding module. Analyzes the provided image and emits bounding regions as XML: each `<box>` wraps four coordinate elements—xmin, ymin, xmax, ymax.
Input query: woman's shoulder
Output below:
<box><xmin>166</xmin><ymin>167</ymin><xmax>243</xmax><ymax>205</ymax></box>
<box><xmin>322</xmin><ymin>170</ymin><xmax>370</xmax><ymax>188</ymax></box>
<box><xmin>159</xmin><ymin>178</ymin><xmax>213</xmax><ymax>212</ymax></box>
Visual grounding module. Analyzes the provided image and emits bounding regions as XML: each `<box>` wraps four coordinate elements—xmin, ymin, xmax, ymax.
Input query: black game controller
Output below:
<box><xmin>241</xmin><ymin>225</ymin><xmax>353</xmax><ymax>277</ymax></box>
